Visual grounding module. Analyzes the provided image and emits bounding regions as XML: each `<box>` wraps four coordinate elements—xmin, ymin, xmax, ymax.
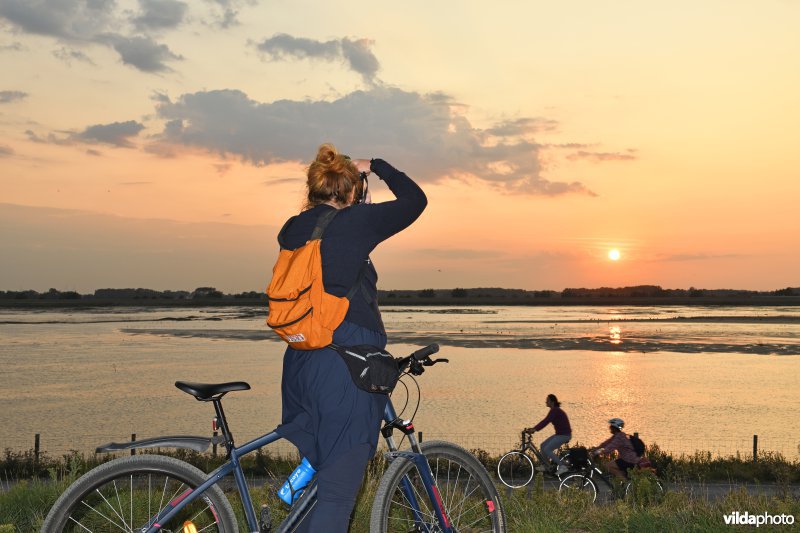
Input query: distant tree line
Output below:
<box><xmin>560</xmin><ymin>286</ymin><xmax>800</xmax><ymax>298</ymax></box>
<box><xmin>0</xmin><ymin>287</ymin><xmax>268</xmax><ymax>301</ymax></box>
<box><xmin>2</xmin><ymin>286</ymin><xmax>798</xmax><ymax>302</ymax></box>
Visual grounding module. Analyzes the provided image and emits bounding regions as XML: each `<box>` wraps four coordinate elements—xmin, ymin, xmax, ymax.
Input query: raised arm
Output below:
<box><xmin>361</xmin><ymin>158</ymin><xmax>427</xmax><ymax>241</ymax></box>
<box><xmin>531</xmin><ymin>410</ymin><xmax>554</xmax><ymax>432</ymax></box>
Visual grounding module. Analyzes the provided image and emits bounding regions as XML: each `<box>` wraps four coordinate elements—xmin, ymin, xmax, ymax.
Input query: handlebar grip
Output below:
<box><xmin>411</xmin><ymin>343</ymin><xmax>439</xmax><ymax>361</ymax></box>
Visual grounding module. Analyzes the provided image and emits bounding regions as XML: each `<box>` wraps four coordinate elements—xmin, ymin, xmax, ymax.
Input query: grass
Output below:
<box><xmin>2</xmin><ymin>445</ymin><xmax>799</xmax><ymax>531</ymax></box>
<box><xmin>3</xmin><ymin>468</ymin><xmax>799</xmax><ymax>532</ymax></box>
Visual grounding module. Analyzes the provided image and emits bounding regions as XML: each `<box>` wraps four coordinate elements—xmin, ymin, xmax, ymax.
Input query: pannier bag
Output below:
<box><xmin>266</xmin><ymin>209</ymin><xmax>363</xmax><ymax>350</ymax></box>
<box><xmin>564</xmin><ymin>446</ymin><xmax>589</xmax><ymax>468</ymax></box>
<box><xmin>330</xmin><ymin>344</ymin><xmax>401</xmax><ymax>394</ymax></box>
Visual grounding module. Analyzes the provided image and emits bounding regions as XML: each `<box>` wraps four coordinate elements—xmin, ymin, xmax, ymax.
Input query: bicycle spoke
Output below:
<box><xmin>450</xmin><ymin>480</ymin><xmax>485</xmax><ymax>527</ymax></box>
<box><xmin>112</xmin><ymin>479</ymin><xmax>130</xmax><ymax>531</ymax></box>
<box><xmin>129</xmin><ymin>474</ymin><xmax>133</xmax><ymax>531</ymax></box>
<box><xmin>78</xmin><ymin>499</ymin><xmax>129</xmax><ymax>532</ymax></box>
<box><xmin>447</xmin><ymin>465</ymin><xmax>469</xmax><ymax>526</ymax></box>
<box><xmin>66</xmin><ymin>516</ymin><xmax>94</xmax><ymax>532</ymax></box>
<box><xmin>148</xmin><ymin>474</ymin><xmax>151</xmax><ymax>529</ymax></box>
<box><xmin>158</xmin><ymin>476</ymin><xmax>168</xmax><ymax>520</ymax></box>
<box><xmin>91</xmin><ymin>487</ymin><xmax>130</xmax><ymax>531</ymax></box>
<box><xmin>388</xmin><ymin>469</ymin><xmax>437</xmax><ymax>529</ymax></box>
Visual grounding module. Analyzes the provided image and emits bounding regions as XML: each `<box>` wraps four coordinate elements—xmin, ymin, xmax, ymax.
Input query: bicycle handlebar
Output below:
<box><xmin>396</xmin><ymin>343</ymin><xmax>446</xmax><ymax>375</ymax></box>
<box><xmin>411</xmin><ymin>343</ymin><xmax>439</xmax><ymax>361</ymax></box>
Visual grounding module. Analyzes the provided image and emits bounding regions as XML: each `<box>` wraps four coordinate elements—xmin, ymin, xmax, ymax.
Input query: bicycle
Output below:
<box><xmin>42</xmin><ymin>344</ymin><xmax>507</xmax><ymax>532</ymax></box>
<box><xmin>496</xmin><ymin>431</ymin><xmax>568</xmax><ymax>488</ymax></box>
<box><xmin>557</xmin><ymin>448</ymin><xmax>665</xmax><ymax>504</ymax></box>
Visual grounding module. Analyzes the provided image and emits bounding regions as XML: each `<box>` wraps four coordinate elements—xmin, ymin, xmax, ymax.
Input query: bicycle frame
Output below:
<box><xmin>381</xmin><ymin>398</ymin><xmax>453</xmax><ymax>533</ymax></box>
<box><xmin>137</xmin><ymin>396</ymin><xmax>452</xmax><ymax>533</ymax></box>
<box><xmin>519</xmin><ymin>433</ymin><xmax>551</xmax><ymax>467</ymax></box>
<box><xmin>572</xmin><ymin>457</ymin><xmax>625</xmax><ymax>492</ymax></box>
<box><xmin>141</xmin><ymin>429</ymin><xmax>283</xmax><ymax>533</ymax></box>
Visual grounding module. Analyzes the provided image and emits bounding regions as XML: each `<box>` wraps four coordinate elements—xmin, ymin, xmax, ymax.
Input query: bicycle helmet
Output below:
<box><xmin>608</xmin><ymin>418</ymin><xmax>625</xmax><ymax>429</ymax></box>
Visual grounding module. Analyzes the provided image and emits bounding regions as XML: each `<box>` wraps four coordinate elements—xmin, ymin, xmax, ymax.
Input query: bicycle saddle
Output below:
<box><xmin>175</xmin><ymin>380</ymin><xmax>251</xmax><ymax>400</ymax></box>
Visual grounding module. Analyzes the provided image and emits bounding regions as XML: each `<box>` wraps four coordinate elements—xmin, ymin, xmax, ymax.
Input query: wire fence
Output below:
<box><xmin>5</xmin><ymin>432</ymin><xmax>800</xmax><ymax>461</ymax></box>
<box><xmin>424</xmin><ymin>433</ymin><xmax>800</xmax><ymax>461</ymax></box>
<box><xmin>415</xmin><ymin>433</ymin><xmax>800</xmax><ymax>460</ymax></box>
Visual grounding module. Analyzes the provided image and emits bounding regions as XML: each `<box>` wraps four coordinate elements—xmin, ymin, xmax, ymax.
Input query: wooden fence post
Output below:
<box><xmin>34</xmin><ymin>433</ymin><xmax>40</xmax><ymax>467</ymax></box>
<box><xmin>752</xmin><ymin>434</ymin><xmax>758</xmax><ymax>463</ymax></box>
<box><xmin>131</xmin><ymin>433</ymin><xmax>136</xmax><ymax>456</ymax></box>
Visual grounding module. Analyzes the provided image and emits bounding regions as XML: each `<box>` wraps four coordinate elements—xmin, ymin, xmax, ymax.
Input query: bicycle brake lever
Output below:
<box><xmin>423</xmin><ymin>358</ymin><xmax>449</xmax><ymax>366</ymax></box>
<box><xmin>409</xmin><ymin>360</ymin><xmax>426</xmax><ymax>375</ymax></box>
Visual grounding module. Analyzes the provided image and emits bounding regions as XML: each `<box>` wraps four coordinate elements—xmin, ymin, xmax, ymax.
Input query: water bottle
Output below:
<box><xmin>278</xmin><ymin>457</ymin><xmax>316</xmax><ymax>505</ymax></box>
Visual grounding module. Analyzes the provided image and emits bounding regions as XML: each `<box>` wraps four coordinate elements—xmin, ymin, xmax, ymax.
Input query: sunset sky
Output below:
<box><xmin>2</xmin><ymin>0</ymin><xmax>798</xmax><ymax>293</ymax></box>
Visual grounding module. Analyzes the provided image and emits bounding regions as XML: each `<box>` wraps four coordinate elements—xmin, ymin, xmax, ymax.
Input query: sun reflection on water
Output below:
<box><xmin>610</xmin><ymin>326</ymin><xmax>622</xmax><ymax>344</ymax></box>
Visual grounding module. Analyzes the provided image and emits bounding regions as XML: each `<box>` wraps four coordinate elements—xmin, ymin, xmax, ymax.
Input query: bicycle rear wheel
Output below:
<box><xmin>42</xmin><ymin>454</ymin><xmax>237</xmax><ymax>532</ymax></box>
<box><xmin>496</xmin><ymin>451</ymin><xmax>534</xmax><ymax>488</ymax></box>
<box><xmin>371</xmin><ymin>440</ymin><xmax>506</xmax><ymax>532</ymax></box>
<box><xmin>624</xmin><ymin>476</ymin><xmax>665</xmax><ymax>505</ymax></box>
<box><xmin>558</xmin><ymin>473</ymin><xmax>598</xmax><ymax>503</ymax></box>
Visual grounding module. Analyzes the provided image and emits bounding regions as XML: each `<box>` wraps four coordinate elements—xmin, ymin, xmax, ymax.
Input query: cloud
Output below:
<box><xmin>26</xmin><ymin>120</ymin><xmax>145</xmax><ymax>147</ymax></box>
<box><xmin>52</xmin><ymin>46</ymin><xmax>95</xmax><ymax>65</ymax></box>
<box><xmin>132</xmin><ymin>0</ymin><xmax>188</xmax><ymax>32</ymax></box>
<box><xmin>102</xmin><ymin>34</ymin><xmax>183</xmax><ymax>72</ymax></box>
<box><xmin>0</xmin><ymin>1</ymin><xmax>183</xmax><ymax>73</ymax></box>
<box><xmin>85</xmin><ymin>148</ymin><xmax>102</xmax><ymax>156</ymax></box>
<box><xmin>542</xmin><ymin>142</ymin><xmax>593</xmax><ymax>149</ymax></box>
<box><xmin>262</xmin><ymin>177</ymin><xmax>301</xmax><ymax>187</ymax></box>
<box><xmin>203</xmin><ymin>0</ymin><xmax>255</xmax><ymax>28</ymax></box>
<box><xmin>255</xmin><ymin>33</ymin><xmax>380</xmax><ymax>84</ymax></box>
<box><xmin>0</xmin><ymin>41</ymin><xmax>24</xmax><ymax>51</ymax></box>
<box><xmin>152</xmin><ymin>87</ymin><xmax>595</xmax><ymax>196</ymax></box>
<box><xmin>0</xmin><ymin>0</ymin><xmax>118</xmax><ymax>41</ymax></box>
<box><xmin>658</xmin><ymin>253</ymin><xmax>744</xmax><ymax>262</ymax></box>
<box><xmin>566</xmin><ymin>150</ymin><xmax>637</xmax><ymax>162</ymax></box>
<box><xmin>486</xmin><ymin>118</ymin><xmax>559</xmax><ymax>136</ymax></box>
<box><xmin>0</xmin><ymin>90</ymin><xmax>27</xmax><ymax>103</ymax></box>
<box><xmin>75</xmin><ymin>120</ymin><xmax>145</xmax><ymax>147</ymax></box>
<box><xmin>0</xmin><ymin>144</ymin><xmax>14</xmax><ymax>156</ymax></box>
<box><xmin>25</xmin><ymin>129</ymin><xmax>71</xmax><ymax>145</ymax></box>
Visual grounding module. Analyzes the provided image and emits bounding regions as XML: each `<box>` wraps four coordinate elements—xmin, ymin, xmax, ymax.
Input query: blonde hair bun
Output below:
<box><xmin>305</xmin><ymin>143</ymin><xmax>360</xmax><ymax>210</ymax></box>
<box><xmin>315</xmin><ymin>143</ymin><xmax>338</xmax><ymax>165</ymax></box>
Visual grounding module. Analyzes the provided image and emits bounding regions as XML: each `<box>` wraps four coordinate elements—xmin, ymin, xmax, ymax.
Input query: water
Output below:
<box><xmin>1</xmin><ymin>305</ymin><xmax>799</xmax><ymax>459</ymax></box>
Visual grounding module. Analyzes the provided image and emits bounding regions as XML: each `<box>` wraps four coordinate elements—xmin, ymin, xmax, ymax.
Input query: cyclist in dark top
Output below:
<box><xmin>274</xmin><ymin>143</ymin><xmax>427</xmax><ymax>533</ymax></box>
<box><xmin>524</xmin><ymin>393</ymin><xmax>572</xmax><ymax>474</ymax></box>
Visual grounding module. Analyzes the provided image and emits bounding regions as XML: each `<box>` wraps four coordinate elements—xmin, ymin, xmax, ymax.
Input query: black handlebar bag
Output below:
<box><xmin>329</xmin><ymin>344</ymin><xmax>401</xmax><ymax>394</ymax></box>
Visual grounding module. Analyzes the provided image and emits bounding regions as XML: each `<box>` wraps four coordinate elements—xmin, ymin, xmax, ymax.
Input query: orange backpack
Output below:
<box><xmin>266</xmin><ymin>209</ymin><xmax>364</xmax><ymax>350</ymax></box>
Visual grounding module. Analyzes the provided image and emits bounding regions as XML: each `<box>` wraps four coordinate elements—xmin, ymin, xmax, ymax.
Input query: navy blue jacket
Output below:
<box><xmin>278</xmin><ymin>159</ymin><xmax>427</xmax><ymax>333</ymax></box>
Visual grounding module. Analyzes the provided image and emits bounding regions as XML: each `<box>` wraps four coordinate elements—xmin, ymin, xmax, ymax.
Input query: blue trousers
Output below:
<box><xmin>295</xmin><ymin>442</ymin><xmax>372</xmax><ymax>532</ymax></box>
<box><xmin>541</xmin><ymin>434</ymin><xmax>571</xmax><ymax>464</ymax></box>
<box><xmin>277</xmin><ymin>321</ymin><xmax>388</xmax><ymax>532</ymax></box>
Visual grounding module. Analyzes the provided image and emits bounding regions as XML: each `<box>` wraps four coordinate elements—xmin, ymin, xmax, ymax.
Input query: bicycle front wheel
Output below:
<box><xmin>42</xmin><ymin>454</ymin><xmax>237</xmax><ymax>532</ymax></box>
<box><xmin>371</xmin><ymin>440</ymin><xmax>506</xmax><ymax>533</ymax></box>
<box><xmin>496</xmin><ymin>451</ymin><xmax>534</xmax><ymax>488</ymax></box>
<box><xmin>558</xmin><ymin>473</ymin><xmax>598</xmax><ymax>503</ymax></box>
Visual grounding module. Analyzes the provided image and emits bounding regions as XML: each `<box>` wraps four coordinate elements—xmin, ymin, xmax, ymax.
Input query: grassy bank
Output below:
<box><xmin>3</xmin><ymin>444</ymin><xmax>800</xmax><ymax>531</ymax></box>
<box><xmin>3</xmin><ymin>465</ymin><xmax>799</xmax><ymax>532</ymax></box>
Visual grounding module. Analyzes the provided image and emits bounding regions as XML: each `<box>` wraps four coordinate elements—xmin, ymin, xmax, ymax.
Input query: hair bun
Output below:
<box><xmin>315</xmin><ymin>143</ymin><xmax>338</xmax><ymax>166</ymax></box>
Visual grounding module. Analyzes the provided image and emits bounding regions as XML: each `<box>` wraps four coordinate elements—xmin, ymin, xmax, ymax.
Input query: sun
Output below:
<box><xmin>608</xmin><ymin>249</ymin><xmax>621</xmax><ymax>261</ymax></box>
